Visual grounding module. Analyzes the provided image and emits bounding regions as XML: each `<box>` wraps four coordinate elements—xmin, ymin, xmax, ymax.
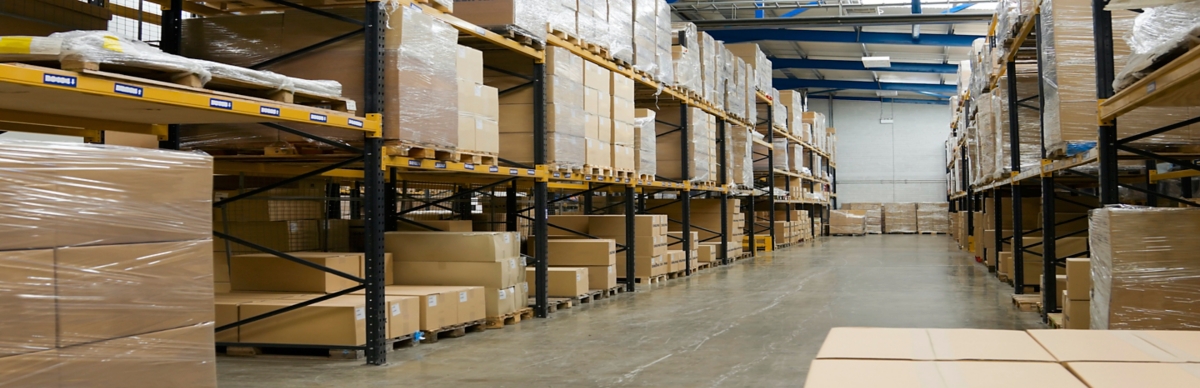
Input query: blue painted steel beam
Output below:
<box><xmin>824</xmin><ymin>96</ymin><xmax>950</xmax><ymax>105</ymax></box>
<box><xmin>781</xmin><ymin>1</ymin><xmax>820</xmax><ymax>17</ymax></box>
<box><xmin>774</xmin><ymin>78</ymin><xmax>958</xmax><ymax>94</ymax></box>
<box><xmin>771</xmin><ymin>58</ymin><xmax>958</xmax><ymax>74</ymax></box>
<box><xmin>706</xmin><ymin>29</ymin><xmax>981</xmax><ymax>46</ymax></box>
<box><xmin>942</xmin><ymin>3</ymin><xmax>974</xmax><ymax>13</ymax></box>
<box><xmin>912</xmin><ymin>0</ymin><xmax>922</xmax><ymax>40</ymax></box>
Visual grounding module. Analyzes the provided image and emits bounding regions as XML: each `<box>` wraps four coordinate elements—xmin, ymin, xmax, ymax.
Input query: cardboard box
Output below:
<box><xmin>613</xmin><ymin>120</ymin><xmax>635</xmax><ymax>146</ymax></box>
<box><xmin>597</xmin><ymin>94</ymin><xmax>612</xmax><ymax>119</ymax></box>
<box><xmin>229</xmin><ymin>252</ymin><xmax>361</xmax><ymax>293</ymax></box>
<box><xmin>0</xmin><ymin>249</ymin><xmax>56</xmax><ymax>356</ymax></box>
<box><xmin>393</xmin><ymin>259</ymin><xmax>520</xmax><ymax>289</ymax></box>
<box><xmin>1027</xmin><ymin>329</ymin><xmax>1200</xmax><ymax>362</ymax></box>
<box><xmin>527</xmin><ymin>267</ymin><xmax>588</xmax><ymax>297</ymax></box>
<box><xmin>1067</xmin><ymin>362</ymin><xmax>1200</xmax><ymax>388</ymax></box>
<box><xmin>456</xmin><ymin>113</ymin><xmax>479</xmax><ymax>150</ymax></box>
<box><xmin>214</xmin><ymin>220</ymin><xmax>321</xmax><ymax>253</ymax></box>
<box><xmin>484</xmin><ymin>286</ymin><xmax>516</xmax><ymax>317</ymax></box>
<box><xmin>582</xmin><ymin>265</ymin><xmax>617</xmax><ymax>290</ymax></box>
<box><xmin>394</xmin><ymin>220</ymin><xmax>474</xmax><ymax>232</ymax></box>
<box><xmin>586</xmin><ymin>138</ymin><xmax>610</xmax><ymax>167</ymax></box>
<box><xmin>584</xmin><ymin>61</ymin><xmax>609</xmax><ymax>92</ymax></box>
<box><xmin>547</xmin><ymin>215</ymin><xmax>593</xmax><ymax>237</ymax></box>
<box><xmin>1062</xmin><ymin>295</ymin><xmax>1090</xmax><ymax>329</ymax></box>
<box><xmin>805</xmin><ymin>360</ymin><xmax>1086</xmax><ymax>388</ymax></box>
<box><xmin>617</xmin><ymin>255</ymin><xmax>666</xmax><ymax>278</ymax></box>
<box><xmin>407</xmin><ymin>286</ymin><xmax>484</xmax><ymax>324</ymax></box>
<box><xmin>57</xmin><ymin>323</ymin><xmax>217</xmax><ymax>388</ymax></box>
<box><xmin>353</xmin><ymin>286</ymin><xmax>456</xmax><ymax>331</ymax></box>
<box><xmin>242</xmin><ymin>296</ymin><xmax>373</xmax><ymax>345</ymax></box>
<box><xmin>384</xmin><ymin>231</ymin><xmax>519</xmax><ymax>262</ymax></box>
<box><xmin>1065</xmin><ymin>257</ymin><xmax>1090</xmax><ymax>300</ymax></box>
<box><xmin>697</xmin><ymin>244</ymin><xmax>716</xmax><ymax>263</ymax></box>
<box><xmin>584</xmin><ymin>89</ymin><xmax>599</xmax><ymax>117</ymax></box>
<box><xmin>456</xmin><ymin>45</ymin><xmax>484</xmax><ymax>84</ymax></box>
<box><xmin>498</xmin><ymin>103</ymin><xmax>585</xmax><ymax>135</ymax></box>
<box><xmin>816</xmin><ymin>328</ymin><xmax>1055</xmax><ymax>361</ymax></box>
<box><xmin>534</xmin><ymin>239</ymin><xmax>617</xmax><ymax>266</ymax></box>
<box><xmin>55</xmin><ymin>240</ymin><xmax>213</xmax><ymax>347</ymax></box>
<box><xmin>666</xmin><ymin>250</ymin><xmax>686</xmax><ymax>273</ymax></box>
<box><xmin>0</xmin><ymin>349</ymin><xmax>59</xmax><ymax>387</ymax></box>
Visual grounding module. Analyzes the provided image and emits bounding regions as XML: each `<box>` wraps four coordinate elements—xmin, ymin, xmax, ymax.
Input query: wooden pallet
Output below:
<box><xmin>548</xmin><ymin>28</ymin><xmax>582</xmax><ymax>46</ymax></box>
<box><xmin>584</xmin><ymin>164</ymin><xmax>613</xmax><ymax>178</ymax></box>
<box><xmin>918</xmin><ymin>232</ymin><xmax>945</xmax><ymax>235</ymax></box>
<box><xmin>220</xmin><ymin>334</ymin><xmax>415</xmax><ymax>360</ymax></box>
<box><xmin>1012</xmin><ymin>294</ymin><xmax>1041</xmax><ymax>312</ymax></box>
<box><xmin>545</xmin><ymin>297</ymin><xmax>575</xmax><ymax>313</ymax></box>
<box><xmin>493</xmin><ymin>27</ymin><xmax>545</xmax><ymax>50</ymax></box>
<box><xmin>485</xmin><ymin>307</ymin><xmax>533</xmax><ymax>329</ymax></box>
<box><xmin>420</xmin><ymin>319</ymin><xmax>486</xmax><ymax>344</ymax></box>
<box><xmin>695</xmin><ymin>262</ymin><xmax>713</xmax><ymax>271</ymax></box>
<box><xmin>637</xmin><ymin>174</ymin><xmax>655</xmax><ymax>183</ymax></box>
<box><xmin>997</xmin><ymin>272</ymin><xmax>1010</xmax><ymax>282</ymax></box>
<box><xmin>619</xmin><ymin>274</ymin><xmax>667</xmax><ymax>285</ymax></box>
<box><xmin>613</xmin><ymin>168</ymin><xmax>635</xmax><ymax>181</ymax></box>
<box><xmin>594</xmin><ymin>284</ymin><xmax>628</xmax><ymax>299</ymax></box>
<box><xmin>577</xmin><ymin>289</ymin><xmax>605</xmax><ymax>304</ymax></box>
<box><xmin>666</xmin><ymin>270</ymin><xmax>689</xmax><ymax>279</ymax></box>
<box><xmin>456</xmin><ymin>149</ymin><xmax>499</xmax><ymax>166</ymax></box>
<box><xmin>830</xmin><ymin>233</ymin><xmax>866</xmax><ymax>237</ymax></box>
<box><xmin>1047</xmin><ymin>313</ymin><xmax>1065</xmax><ymax>329</ymax></box>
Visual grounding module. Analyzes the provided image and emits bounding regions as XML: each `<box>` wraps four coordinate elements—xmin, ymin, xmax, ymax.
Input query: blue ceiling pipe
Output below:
<box><xmin>706</xmin><ymin>29</ymin><xmax>981</xmax><ymax>46</ymax></box>
<box><xmin>771</xmin><ymin>58</ymin><xmax>958</xmax><ymax>74</ymax></box>
<box><xmin>774</xmin><ymin>78</ymin><xmax>958</xmax><ymax>94</ymax></box>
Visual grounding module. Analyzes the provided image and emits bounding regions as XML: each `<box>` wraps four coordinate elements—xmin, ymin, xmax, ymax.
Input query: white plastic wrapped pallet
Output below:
<box><xmin>607</xmin><ymin>0</ymin><xmax>634</xmax><ymax>63</ymax></box>
<box><xmin>453</xmin><ymin>0</ymin><xmax>552</xmax><ymax>41</ymax></box>
<box><xmin>654</xmin><ymin>0</ymin><xmax>675</xmax><ymax>85</ymax></box>
<box><xmin>671</xmin><ymin>22</ymin><xmax>702</xmax><ymax>94</ymax></box>
<box><xmin>632</xmin><ymin>0</ymin><xmax>657</xmax><ymax>74</ymax></box>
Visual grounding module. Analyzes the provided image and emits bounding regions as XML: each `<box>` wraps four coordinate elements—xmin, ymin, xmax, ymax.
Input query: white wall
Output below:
<box><xmin>808</xmin><ymin>98</ymin><xmax>951</xmax><ymax>205</ymax></box>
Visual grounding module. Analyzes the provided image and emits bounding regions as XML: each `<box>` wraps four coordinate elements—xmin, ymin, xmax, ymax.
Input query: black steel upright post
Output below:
<box><xmin>1184</xmin><ymin>177</ymin><xmax>1195</xmax><ymax>199</ymax></box>
<box><xmin>1093</xmin><ymin>0</ymin><xmax>1119</xmax><ymax>204</ymax></box>
<box><xmin>625</xmin><ymin>185</ymin><xmax>637</xmax><ymax>291</ymax></box>
<box><xmin>1041</xmin><ymin>175</ymin><xmax>1057</xmax><ymax>317</ymax></box>
<box><xmin>1012</xmin><ymin>184</ymin><xmax>1025</xmax><ymax>294</ymax></box>
<box><xmin>766</xmin><ymin>104</ymin><xmax>776</xmax><ymax>248</ymax></box>
<box><xmin>362</xmin><ymin>2</ymin><xmax>387</xmax><ymax>366</ymax></box>
<box><xmin>1005</xmin><ymin>55</ymin><xmax>1025</xmax><ymax>294</ymax></box>
<box><xmin>748</xmin><ymin>184</ymin><xmax>756</xmax><ymax>252</ymax></box>
<box><xmin>385</xmin><ymin>169</ymin><xmax>397</xmax><ymax>231</ymax></box>
<box><xmin>680</xmin><ymin>105</ymin><xmax>692</xmax><ymax>274</ymax></box>
<box><xmin>993</xmin><ymin>189</ymin><xmax>1003</xmax><ymax>271</ymax></box>
<box><xmin>532</xmin><ymin>61</ymin><xmax>550</xmax><ymax>318</ymax></box>
<box><xmin>506</xmin><ymin>182</ymin><xmax>518</xmax><ymax>232</ymax></box>
<box><xmin>718</xmin><ymin>119</ymin><xmax>729</xmax><ymax>264</ymax></box>
<box><xmin>157</xmin><ymin>0</ymin><xmax>184</xmax><ymax>150</ymax></box>
<box><xmin>1145</xmin><ymin>161</ymin><xmax>1159</xmax><ymax>206</ymax></box>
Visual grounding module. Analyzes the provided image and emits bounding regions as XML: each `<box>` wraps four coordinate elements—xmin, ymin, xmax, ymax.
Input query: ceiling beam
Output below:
<box><xmin>691</xmin><ymin>13</ymin><xmax>993</xmax><ymax>29</ymax></box>
<box><xmin>706</xmin><ymin>29</ymin><xmax>981</xmax><ymax>46</ymax></box>
<box><xmin>774</xmin><ymin>78</ymin><xmax>958</xmax><ymax>94</ymax></box>
<box><xmin>771</xmin><ymin>58</ymin><xmax>958</xmax><ymax>74</ymax></box>
<box><xmin>824</xmin><ymin>96</ymin><xmax>950</xmax><ymax>105</ymax></box>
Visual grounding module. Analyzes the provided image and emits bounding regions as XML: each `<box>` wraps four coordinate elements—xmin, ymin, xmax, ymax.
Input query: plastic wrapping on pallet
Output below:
<box><xmin>713</xmin><ymin>40</ymin><xmax>728</xmax><ymax>111</ymax></box>
<box><xmin>829</xmin><ymin>210</ymin><xmax>866</xmax><ymax>235</ymax></box>
<box><xmin>0</xmin><ymin>36</ymin><xmax>62</xmax><ymax>61</ymax></box>
<box><xmin>608</xmin><ymin>0</ymin><xmax>634</xmax><ymax>63</ymax></box>
<box><xmin>654</xmin><ymin>107</ymin><xmax>713</xmax><ymax>182</ymax></box>
<box><xmin>916</xmin><ymin>203</ymin><xmax>950</xmax><ymax>234</ymax></box>
<box><xmin>725</xmin><ymin>42</ymin><xmax>772</xmax><ymax>92</ymax></box>
<box><xmin>968</xmin><ymin>38</ymin><xmax>988</xmax><ymax>99</ymax></box>
<box><xmin>699</xmin><ymin>32</ymin><xmax>717</xmax><ymax>103</ymax></box>
<box><xmin>731</xmin><ymin>128</ymin><xmax>756</xmax><ymax>187</ymax></box>
<box><xmin>975</xmin><ymin>93</ymin><xmax>998</xmax><ymax>185</ymax></box>
<box><xmin>883</xmin><ymin>203</ymin><xmax>918</xmax><ymax>233</ymax></box>
<box><xmin>1041</xmin><ymin>0</ymin><xmax>1200</xmax><ymax>156</ymax></box>
<box><xmin>635</xmin><ymin>110</ymin><xmax>657</xmax><ymax>178</ymax></box>
<box><xmin>192</xmin><ymin>59</ymin><xmax>294</xmax><ymax>93</ymax></box>
<box><xmin>499</xmin><ymin>132</ymin><xmax>587</xmax><ymax>170</ymax></box>
<box><xmin>52</xmin><ymin>31</ymin><xmax>211</xmax><ymax>84</ymax></box>
<box><xmin>577</xmin><ymin>0</ymin><xmax>609</xmax><ymax>50</ymax></box>
<box><xmin>388</xmin><ymin>6</ymin><xmax>459</xmax><ymax>146</ymax></box>
<box><xmin>725</xmin><ymin>55</ymin><xmax>746</xmax><ymax>120</ymax></box>
<box><xmin>670</xmin><ymin>22</ymin><xmax>702</xmax><ymax>94</ymax></box>
<box><xmin>995</xmin><ymin>69</ymin><xmax>1043</xmax><ymax>178</ymax></box>
<box><xmin>1089</xmin><ymin>206</ymin><xmax>1200</xmax><ymax>330</ymax></box>
<box><xmin>453</xmin><ymin>0</ymin><xmax>550</xmax><ymax>42</ymax></box>
<box><xmin>994</xmin><ymin>0</ymin><xmax>1021</xmax><ymax>47</ymax></box>
<box><xmin>1115</xmin><ymin>1</ymin><xmax>1200</xmax><ymax>91</ymax></box>
<box><xmin>743</xmin><ymin>59</ymin><xmax>757</xmax><ymax>123</ymax></box>
<box><xmin>0</xmin><ymin>141</ymin><xmax>216</xmax><ymax>385</ymax></box>
<box><xmin>632</xmin><ymin>0</ymin><xmax>657</xmax><ymax>75</ymax></box>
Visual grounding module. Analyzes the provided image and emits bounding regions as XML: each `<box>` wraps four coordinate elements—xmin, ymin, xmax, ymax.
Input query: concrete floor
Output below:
<box><xmin>216</xmin><ymin>235</ymin><xmax>1044</xmax><ymax>387</ymax></box>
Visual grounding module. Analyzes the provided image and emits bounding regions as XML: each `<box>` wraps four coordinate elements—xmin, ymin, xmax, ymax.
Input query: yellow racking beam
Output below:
<box><xmin>214</xmin><ymin>160</ymin><xmax>365</xmax><ymax>180</ymax></box>
<box><xmin>1150</xmin><ymin>169</ymin><xmax>1200</xmax><ymax>183</ymax></box>
<box><xmin>409</xmin><ymin>0</ymin><xmax>543</xmax><ymax>60</ymax></box>
<box><xmin>0</xmin><ymin>108</ymin><xmax>165</xmax><ymax>141</ymax></box>
<box><xmin>0</xmin><ymin>63</ymin><xmax>379</xmax><ymax>135</ymax></box>
<box><xmin>1099</xmin><ymin>45</ymin><xmax>1200</xmax><ymax>122</ymax></box>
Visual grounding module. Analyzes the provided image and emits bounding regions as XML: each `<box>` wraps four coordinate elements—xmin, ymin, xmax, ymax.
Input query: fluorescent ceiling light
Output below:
<box><xmin>862</xmin><ymin>56</ymin><xmax>892</xmax><ymax>68</ymax></box>
<box><xmin>876</xmin><ymin>90</ymin><xmax>899</xmax><ymax>97</ymax></box>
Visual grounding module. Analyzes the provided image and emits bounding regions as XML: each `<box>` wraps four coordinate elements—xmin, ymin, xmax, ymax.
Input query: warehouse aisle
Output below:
<box><xmin>216</xmin><ymin>235</ymin><xmax>1042</xmax><ymax>387</ymax></box>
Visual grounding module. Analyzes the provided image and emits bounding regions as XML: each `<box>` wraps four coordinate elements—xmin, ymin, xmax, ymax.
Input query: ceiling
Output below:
<box><xmin>671</xmin><ymin>0</ymin><xmax>995</xmax><ymax>103</ymax></box>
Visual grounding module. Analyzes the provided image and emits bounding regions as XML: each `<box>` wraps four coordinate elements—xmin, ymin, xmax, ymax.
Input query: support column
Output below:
<box><xmin>362</xmin><ymin>1</ymin><xmax>387</xmax><ymax>366</ymax></box>
<box><xmin>532</xmin><ymin>61</ymin><xmax>549</xmax><ymax>318</ymax></box>
<box><xmin>1041</xmin><ymin>175</ymin><xmax>1057</xmax><ymax>318</ymax></box>
<box><xmin>624</xmin><ymin>185</ymin><xmax>637</xmax><ymax>291</ymax></box>
<box><xmin>680</xmin><ymin>105</ymin><xmax>692</xmax><ymax>274</ymax></box>
<box><xmin>1093</xmin><ymin>0</ymin><xmax>1119</xmax><ymax>204</ymax></box>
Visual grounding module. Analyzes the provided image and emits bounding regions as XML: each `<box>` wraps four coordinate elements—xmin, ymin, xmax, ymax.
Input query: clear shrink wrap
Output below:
<box><xmin>0</xmin><ymin>36</ymin><xmax>62</xmax><ymax>61</ymax></box>
<box><xmin>453</xmin><ymin>0</ymin><xmax>550</xmax><ymax>42</ymax></box>
<box><xmin>713</xmin><ymin>40</ymin><xmax>728</xmax><ymax>111</ymax></box>
<box><xmin>387</xmin><ymin>7</ymin><xmax>458</xmax><ymax>146</ymax></box>
<box><xmin>916</xmin><ymin>202</ymin><xmax>950</xmax><ymax>234</ymax></box>
<box><xmin>829</xmin><ymin>210</ymin><xmax>866</xmax><ymax>235</ymax></box>
<box><xmin>968</xmin><ymin>38</ymin><xmax>988</xmax><ymax>98</ymax></box>
<box><xmin>976</xmin><ymin>93</ymin><xmax>998</xmax><ymax>185</ymax></box>
<box><xmin>726</xmin><ymin>55</ymin><xmax>747</xmax><ymax>120</ymax></box>
<box><xmin>843</xmin><ymin>203</ymin><xmax>884</xmax><ymax>234</ymax></box>
<box><xmin>578</xmin><ymin>0</ymin><xmax>610</xmax><ymax>49</ymax></box>
<box><xmin>995</xmin><ymin>68</ymin><xmax>1043</xmax><ymax>178</ymax></box>
<box><xmin>654</xmin><ymin>107</ymin><xmax>712</xmax><ymax>182</ymax></box>
<box><xmin>671</xmin><ymin>22</ymin><xmax>702</xmax><ymax>93</ymax></box>
<box><xmin>1115</xmin><ymin>1</ymin><xmax>1200</xmax><ymax>91</ymax></box>
<box><xmin>52</xmin><ymin>31</ymin><xmax>211</xmax><ymax>84</ymax></box>
<box><xmin>548</xmin><ymin>0</ymin><xmax>578</xmax><ymax>36</ymax></box>
<box><xmin>1041</xmin><ymin>0</ymin><xmax>1200</xmax><ymax>157</ymax></box>
<box><xmin>994</xmin><ymin>0</ymin><xmax>1020</xmax><ymax>46</ymax></box>
<box><xmin>608</xmin><ymin>0</ymin><xmax>634</xmax><ymax>63</ymax></box>
<box><xmin>774</xmin><ymin>100</ymin><xmax>788</xmax><ymax>131</ymax></box>
<box><xmin>731</xmin><ymin>125</ymin><xmax>756</xmax><ymax>187</ymax></box>
<box><xmin>632</xmin><ymin>0</ymin><xmax>658</xmax><ymax>75</ymax></box>
<box><xmin>956</xmin><ymin>59</ymin><xmax>972</xmax><ymax>97</ymax></box>
<box><xmin>744</xmin><ymin>60</ymin><xmax>757</xmax><ymax>123</ymax></box>
<box><xmin>654</xmin><ymin>1</ymin><xmax>674</xmax><ymax>85</ymax></box>
<box><xmin>0</xmin><ymin>141</ymin><xmax>215</xmax><ymax>386</ymax></box>
<box><xmin>635</xmin><ymin>110</ymin><xmax>657</xmax><ymax>178</ymax></box>
<box><xmin>883</xmin><ymin>203</ymin><xmax>918</xmax><ymax>233</ymax></box>
<box><xmin>752</xmin><ymin>138</ymin><xmax>788</xmax><ymax>172</ymax></box>
<box><xmin>725</xmin><ymin>42</ymin><xmax>772</xmax><ymax>92</ymax></box>
<box><xmin>699</xmin><ymin>32</ymin><xmax>717</xmax><ymax>103</ymax></box>
<box><xmin>1089</xmin><ymin>206</ymin><xmax>1200</xmax><ymax>330</ymax></box>
<box><xmin>781</xmin><ymin>90</ymin><xmax>804</xmax><ymax>137</ymax></box>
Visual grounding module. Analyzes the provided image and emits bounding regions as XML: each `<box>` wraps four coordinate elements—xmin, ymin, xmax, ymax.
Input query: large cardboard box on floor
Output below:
<box><xmin>805</xmin><ymin>359</ymin><xmax>1087</xmax><ymax>388</ymax></box>
<box><xmin>229</xmin><ymin>252</ymin><xmax>362</xmax><ymax>293</ymax></box>
<box><xmin>883</xmin><ymin>203</ymin><xmax>918</xmax><ymax>233</ymax></box>
<box><xmin>581</xmin><ymin>265</ymin><xmax>618</xmax><ymax>290</ymax></box>
<box><xmin>530</xmin><ymin>239</ymin><xmax>616</xmax><ymax>266</ymax></box>
<box><xmin>55</xmin><ymin>240</ymin><xmax>214</xmax><ymax>347</ymax></box>
<box><xmin>527</xmin><ymin>267</ymin><xmax>589</xmax><ymax>297</ymax></box>
<box><xmin>395</xmin><ymin>220</ymin><xmax>474</xmax><ymax>232</ymax></box>
<box><xmin>1067</xmin><ymin>362</ymin><xmax>1200</xmax><ymax>388</ymax></box>
<box><xmin>816</xmin><ymin>327</ymin><xmax>1056</xmax><ymax>361</ymax></box>
<box><xmin>1089</xmin><ymin>207</ymin><xmax>1200</xmax><ymax>330</ymax></box>
<box><xmin>666</xmin><ymin>250</ymin><xmax>687</xmax><ymax>273</ymax></box>
<box><xmin>1027</xmin><ymin>329</ymin><xmax>1200</xmax><ymax>362</ymax></box>
<box><xmin>830</xmin><ymin>210</ymin><xmax>867</xmax><ymax>235</ymax></box>
<box><xmin>393</xmin><ymin>259</ymin><xmax>521</xmax><ymax>289</ymax></box>
<box><xmin>403</xmin><ymin>286</ymin><xmax>485</xmax><ymax>324</ymax></box>
<box><xmin>697</xmin><ymin>244</ymin><xmax>716</xmax><ymax>263</ymax></box>
<box><xmin>57</xmin><ymin>323</ymin><xmax>218</xmax><ymax>388</ymax></box>
<box><xmin>1064</xmin><ymin>258</ymin><xmax>1090</xmax><ymax>300</ymax></box>
<box><xmin>352</xmin><ymin>286</ymin><xmax>458</xmax><ymax>331</ymax></box>
<box><xmin>618</xmin><ymin>254</ymin><xmax>667</xmax><ymax>278</ymax></box>
<box><xmin>1062</xmin><ymin>293</ymin><xmax>1090</xmax><ymax>329</ymax></box>
<box><xmin>240</xmin><ymin>295</ymin><xmax>417</xmax><ymax>345</ymax></box>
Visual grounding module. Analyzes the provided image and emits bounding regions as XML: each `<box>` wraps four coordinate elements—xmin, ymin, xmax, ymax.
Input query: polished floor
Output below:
<box><xmin>216</xmin><ymin>235</ymin><xmax>1044</xmax><ymax>387</ymax></box>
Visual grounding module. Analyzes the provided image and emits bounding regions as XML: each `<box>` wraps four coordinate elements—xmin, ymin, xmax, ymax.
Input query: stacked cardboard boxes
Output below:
<box><xmin>843</xmin><ymin>203</ymin><xmax>883</xmax><ymax>234</ymax></box>
<box><xmin>802</xmin><ymin>112</ymin><xmax>827</xmax><ymax>147</ymax></box>
<box><xmin>632</xmin><ymin>0</ymin><xmax>657</xmax><ymax>76</ymax></box>
<box><xmin>583</xmin><ymin>60</ymin><xmax>613</xmax><ymax>170</ymax></box>
<box><xmin>656</xmin><ymin>107</ymin><xmax>717</xmax><ymax>182</ymax></box>
<box><xmin>916</xmin><ymin>202</ymin><xmax>950</xmax><ymax>234</ymax></box>
<box><xmin>0</xmin><ymin>142</ymin><xmax>217</xmax><ymax>386</ymax></box>
<box><xmin>667</xmin><ymin>231</ymin><xmax>699</xmax><ymax>272</ymax></box>
<box><xmin>548</xmin><ymin>215</ymin><xmax>669</xmax><ymax>279</ymax></box>
<box><xmin>530</xmin><ymin>239</ymin><xmax>618</xmax><ymax>292</ymax></box>
<box><xmin>634</xmin><ymin>109</ymin><xmax>657</xmax><ymax>179</ymax></box>
<box><xmin>456</xmin><ymin>45</ymin><xmax>499</xmax><ymax>155</ymax></box>
<box><xmin>645</xmin><ymin>199</ymin><xmax>745</xmax><ymax>258</ymax></box>
<box><xmin>653</xmin><ymin>0</ymin><xmax>675</xmax><ymax>84</ymax></box>
<box><xmin>830</xmin><ymin>210</ymin><xmax>867</xmax><ymax>236</ymax></box>
<box><xmin>725</xmin><ymin>43</ymin><xmax>772</xmax><ymax>93</ymax></box>
<box><xmin>494</xmin><ymin>46</ymin><xmax>587</xmax><ymax>170</ymax></box>
<box><xmin>883</xmin><ymin>203</ymin><xmax>918</xmax><ymax>233</ymax></box>
<box><xmin>729</xmin><ymin>125</ymin><xmax>756</xmax><ymax>187</ymax></box>
<box><xmin>698</xmin><ymin>31</ymin><xmax>721</xmax><ymax>108</ymax></box>
<box><xmin>1062</xmin><ymin>258</ymin><xmax>1090</xmax><ymax>329</ymax></box>
<box><xmin>610</xmin><ymin>71</ymin><xmax>636</xmax><ymax>173</ymax></box>
<box><xmin>780</xmin><ymin>90</ymin><xmax>805</xmax><ymax>139</ymax></box>
<box><xmin>384</xmin><ymin>232</ymin><xmax>524</xmax><ymax>319</ymax></box>
<box><xmin>669</xmin><ymin>22</ymin><xmax>701</xmax><ymax>95</ymax></box>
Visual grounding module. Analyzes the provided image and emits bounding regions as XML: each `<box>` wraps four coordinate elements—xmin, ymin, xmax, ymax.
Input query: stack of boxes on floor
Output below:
<box><xmin>644</xmin><ymin>199</ymin><xmax>745</xmax><ymax>262</ymax></box>
<box><xmin>667</xmin><ymin>231</ymin><xmax>698</xmax><ymax>272</ymax></box>
<box><xmin>843</xmin><ymin>203</ymin><xmax>883</xmax><ymax>234</ymax></box>
<box><xmin>916</xmin><ymin>203</ymin><xmax>950</xmax><ymax>234</ymax></box>
<box><xmin>386</xmin><ymin>232</ymin><xmax>523</xmax><ymax>321</ymax></box>
<box><xmin>759</xmin><ymin>210</ymin><xmax>809</xmax><ymax>245</ymax></box>
<box><xmin>829</xmin><ymin>210</ymin><xmax>867</xmax><ymax>236</ymax></box>
<box><xmin>0</xmin><ymin>142</ymin><xmax>216</xmax><ymax>386</ymax></box>
<box><xmin>496</xmin><ymin>46</ymin><xmax>586</xmax><ymax>170</ymax></box>
<box><xmin>882</xmin><ymin>203</ymin><xmax>918</xmax><ymax>234</ymax></box>
<box><xmin>1062</xmin><ymin>258</ymin><xmax>1090</xmax><ymax>329</ymax></box>
<box><xmin>534</xmin><ymin>239</ymin><xmax>617</xmax><ymax>296</ymax></box>
<box><xmin>548</xmin><ymin>215</ymin><xmax>669</xmax><ymax>280</ymax></box>
<box><xmin>456</xmin><ymin>46</ymin><xmax>500</xmax><ymax>156</ymax></box>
